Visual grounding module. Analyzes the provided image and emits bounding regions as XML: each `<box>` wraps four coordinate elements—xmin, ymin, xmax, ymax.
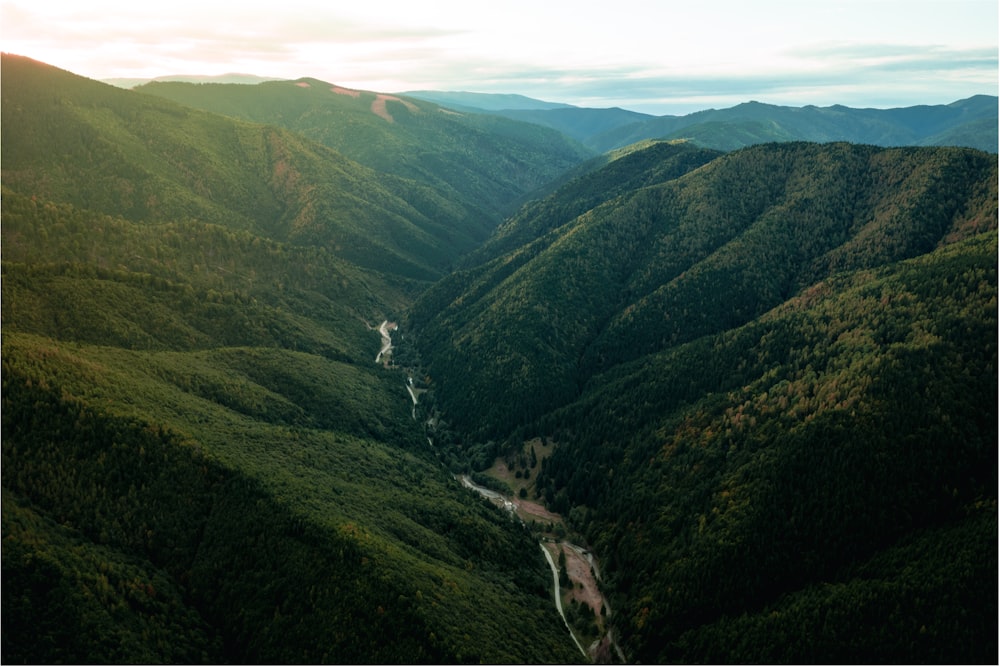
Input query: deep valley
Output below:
<box><xmin>2</xmin><ymin>53</ymin><xmax>997</xmax><ymax>664</ymax></box>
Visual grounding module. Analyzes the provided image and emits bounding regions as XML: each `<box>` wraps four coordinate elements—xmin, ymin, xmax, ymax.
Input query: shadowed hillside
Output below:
<box><xmin>1</xmin><ymin>54</ymin><xmax>583</xmax><ymax>664</ymax></box>
<box><xmin>3</xmin><ymin>52</ymin><xmax>996</xmax><ymax>665</ymax></box>
<box><xmin>407</xmin><ymin>140</ymin><xmax>998</xmax><ymax>663</ymax></box>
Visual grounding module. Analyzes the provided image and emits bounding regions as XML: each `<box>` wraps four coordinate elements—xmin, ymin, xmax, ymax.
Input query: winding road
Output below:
<box><xmin>373</xmin><ymin>325</ymin><xmax>617</xmax><ymax>660</ymax></box>
<box><xmin>374</xmin><ymin>320</ymin><xmax>395</xmax><ymax>365</ymax></box>
<box><xmin>540</xmin><ymin>543</ymin><xmax>588</xmax><ymax>658</ymax></box>
<box><xmin>459</xmin><ymin>474</ymin><xmax>595</xmax><ymax>660</ymax></box>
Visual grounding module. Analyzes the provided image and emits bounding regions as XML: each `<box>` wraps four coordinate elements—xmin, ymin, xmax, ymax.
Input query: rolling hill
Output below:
<box><xmin>587</xmin><ymin>96</ymin><xmax>1000</xmax><ymax>153</ymax></box>
<box><xmin>421</xmin><ymin>91</ymin><xmax>998</xmax><ymax>154</ymax></box>
<box><xmin>2</xmin><ymin>55</ymin><xmax>494</xmax><ymax>283</ymax></box>
<box><xmin>400</xmin><ymin>90</ymin><xmax>576</xmax><ymax>112</ymax></box>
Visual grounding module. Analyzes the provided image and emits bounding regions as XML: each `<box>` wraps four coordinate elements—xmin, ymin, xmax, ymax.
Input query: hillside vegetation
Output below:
<box><xmin>588</xmin><ymin>96</ymin><xmax>999</xmax><ymax>153</ymax></box>
<box><xmin>3</xmin><ymin>52</ymin><xmax>996</xmax><ymax>664</ymax></box>
<box><xmin>439</xmin><ymin>93</ymin><xmax>998</xmax><ymax>154</ymax></box>
<box><xmin>3</xmin><ymin>54</ymin><xmax>589</xmax><ymax>283</ymax></box>
<box><xmin>136</xmin><ymin>77</ymin><xmax>593</xmax><ymax>229</ymax></box>
<box><xmin>412</xmin><ymin>141</ymin><xmax>997</xmax><ymax>438</ymax></box>
<box><xmin>408</xmin><ymin>140</ymin><xmax>998</xmax><ymax>662</ymax></box>
<box><xmin>1</xmin><ymin>54</ymin><xmax>582</xmax><ymax>664</ymax></box>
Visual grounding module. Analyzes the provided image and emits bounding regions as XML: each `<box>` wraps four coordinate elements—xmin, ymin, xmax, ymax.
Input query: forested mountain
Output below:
<box><xmin>424</xmin><ymin>91</ymin><xmax>997</xmax><ymax>153</ymax></box>
<box><xmin>587</xmin><ymin>96</ymin><xmax>999</xmax><ymax>153</ymax></box>
<box><xmin>1</xmin><ymin>54</ymin><xmax>583</xmax><ymax>664</ymax></box>
<box><xmin>3</xmin><ymin>52</ymin><xmax>997</xmax><ymax>665</ymax></box>
<box><xmin>2</xmin><ymin>56</ymin><xmax>460</xmax><ymax>283</ymax></box>
<box><xmin>407</xmin><ymin>140</ymin><xmax>998</xmax><ymax>662</ymax></box>
<box><xmin>134</xmin><ymin>77</ymin><xmax>592</xmax><ymax>228</ymax></box>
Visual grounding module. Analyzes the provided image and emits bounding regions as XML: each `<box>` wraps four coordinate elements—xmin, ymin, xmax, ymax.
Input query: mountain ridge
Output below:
<box><xmin>1</xmin><ymin>53</ymin><xmax>585</xmax><ymax>664</ymax></box>
<box><xmin>134</xmin><ymin>74</ymin><xmax>594</xmax><ymax>228</ymax></box>
<box><xmin>103</xmin><ymin>73</ymin><xmax>286</xmax><ymax>88</ymax></box>
<box><xmin>406</xmin><ymin>89</ymin><xmax>998</xmax><ymax>153</ymax></box>
<box><xmin>3</xmin><ymin>53</ymin><xmax>997</xmax><ymax>664</ymax></box>
<box><xmin>104</xmin><ymin>68</ymin><xmax>997</xmax><ymax>153</ymax></box>
<box><xmin>406</xmin><ymin>139</ymin><xmax>997</xmax><ymax>663</ymax></box>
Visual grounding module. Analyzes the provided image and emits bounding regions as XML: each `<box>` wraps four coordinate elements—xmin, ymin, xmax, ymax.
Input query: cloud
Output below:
<box><xmin>408</xmin><ymin>40</ymin><xmax>997</xmax><ymax>113</ymax></box>
<box><xmin>2</xmin><ymin>0</ymin><xmax>995</xmax><ymax>114</ymax></box>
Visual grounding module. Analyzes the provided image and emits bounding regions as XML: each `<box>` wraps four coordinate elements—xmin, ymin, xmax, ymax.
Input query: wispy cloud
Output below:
<box><xmin>2</xmin><ymin>0</ymin><xmax>995</xmax><ymax>114</ymax></box>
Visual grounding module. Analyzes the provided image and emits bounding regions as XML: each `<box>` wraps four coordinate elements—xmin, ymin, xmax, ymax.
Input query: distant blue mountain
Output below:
<box><xmin>414</xmin><ymin>91</ymin><xmax>998</xmax><ymax>154</ymax></box>
<box><xmin>586</xmin><ymin>95</ymin><xmax>999</xmax><ymax>153</ymax></box>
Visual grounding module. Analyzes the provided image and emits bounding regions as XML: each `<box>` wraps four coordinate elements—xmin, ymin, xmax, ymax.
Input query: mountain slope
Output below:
<box><xmin>135</xmin><ymin>77</ymin><xmax>593</xmax><ymax>229</ymax></box>
<box><xmin>1</xmin><ymin>54</ymin><xmax>508</xmax><ymax>282</ymax></box>
<box><xmin>538</xmin><ymin>231</ymin><xmax>997</xmax><ymax>663</ymax></box>
<box><xmin>407</xmin><ymin>140</ymin><xmax>997</xmax><ymax>662</ymax></box>
<box><xmin>404</xmin><ymin>91</ymin><xmax>997</xmax><ymax>153</ymax></box>
<box><xmin>400</xmin><ymin>90</ymin><xmax>576</xmax><ymax>112</ymax></box>
<box><xmin>411</xmin><ymin>141</ymin><xmax>997</xmax><ymax>437</ymax></box>
<box><xmin>480</xmin><ymin>106</ymin><xmax>655</xmax><ymax>144</ymax></box>
<box><xmin>588</xmin><ymin>97</ymin><xmax>999</xmax><ymax>153</ymax></box>
<box><xmin>0</xmin><ymin>55</ymin><xmax>583</xmax><ymax>664</ymax></box>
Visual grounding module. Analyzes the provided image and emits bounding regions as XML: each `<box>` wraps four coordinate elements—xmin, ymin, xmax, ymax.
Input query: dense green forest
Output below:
<box><xmin>1</xmin><ymin>54</ymin><xmax>583</xmax><ymax>664</ymax></box>
<box><xmin>3</xmin><ymin>52</ymin><xmax>997</xmax><ymax>664</ymax></box>
<box><xmin>480</xmin><ymin>95</ymin><xmax>998</xmax><ymax>154</ymax></box>
<box><xmin>411</xmin><ymin>141</ymin><xmax>997</xmax><ymax>439</ymax></box>
<box><xmin>407</xmin><ymin>140</ymin><xmax>998</xmax><ymax>662</ymax></box>
<box><xmin>135</xmin><ymin>77</ymin><xmax>593</xmax><ymax>228</ymax></box>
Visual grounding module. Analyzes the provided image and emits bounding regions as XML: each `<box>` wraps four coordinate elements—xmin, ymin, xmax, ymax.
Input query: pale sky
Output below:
<box><xmin>2</xmin><ymin>0</ymin><xmax>997</xmax><ymax>114</ymax></box>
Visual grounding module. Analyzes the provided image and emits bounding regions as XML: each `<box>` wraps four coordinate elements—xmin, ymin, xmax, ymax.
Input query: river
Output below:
<box><xmin>374</xmin><ymin>319</ymin><xmax>396</xmax><ymax>365</ymax></box>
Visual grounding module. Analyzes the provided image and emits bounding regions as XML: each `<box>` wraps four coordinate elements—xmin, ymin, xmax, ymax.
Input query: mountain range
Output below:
<box><xmin>108</xmin><ymin>77</ymin><xmax>998</xmax><ymax>154</ymax></box>
<box><xmin>5</xmin><ymin>52</ymin><xmax>998</xmax><ymax>664</ymax></box>
<box><xmin>410</xmin><ymin>90</ymin><xmax>998</xmax><ymax>153</ymax></box>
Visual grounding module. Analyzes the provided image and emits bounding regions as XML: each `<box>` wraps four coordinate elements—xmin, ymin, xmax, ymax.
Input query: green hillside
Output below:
<box><xmin>1</xmin><ymin>55</ymin><xmax>583</xmax><ymax>664</ymax></box>
<box><xmin>411</xmin><ymin>141</ymin><xmax>997</xmax><ymax>439</ymax></box>
<box><xmin>407</xmin><ymin>141</ymin><xmax>998</xmax><ymax>662</ymax></box>
<box><xmin>2</xmin><ymin>54</ymin><xmax>502</xmax><ymax>282</ymax></box>
<box><xmin>3</xmin><ymin>52</ymin><xmax>997</xmax><ymax>665</ymax></box>
<box><xmin>539</xmin><ymin>231</ymin><xmax>997</xmax><ymax>663</ymax></box>
<box><xmin>424</xmin><ymin>92</ymin><xmax>998</xmax><ymax>154</ymax></box>
<box><xmin>135</xmin><ymin>77</ymin><xmax>593</xmax><ymax>229</ymax></box>
<box><xmin>587</xmin><ymin>97</ymin><xmax>999</xmax><ymax>153</ymax></box>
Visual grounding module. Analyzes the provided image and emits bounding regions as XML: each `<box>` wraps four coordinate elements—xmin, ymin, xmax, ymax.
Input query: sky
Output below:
<box><xmin>2</xmin><ymin>0</ymin><xmax>997</xmax><ymax>115</ymax></box>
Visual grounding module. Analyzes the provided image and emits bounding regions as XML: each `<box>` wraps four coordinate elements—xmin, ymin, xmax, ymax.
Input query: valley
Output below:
<box><xmin>2</xmin><ymin>53</ymin><xmax>996</xmax><ymax>664</ymax></box>
<box><xmin>458</xmin><ymin>473</ymin><xmax>613</xmax><ymax>662</ymax></box>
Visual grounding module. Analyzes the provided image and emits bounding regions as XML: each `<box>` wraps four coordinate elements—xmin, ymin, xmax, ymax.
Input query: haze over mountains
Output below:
<box><xmin>405</xmin><ymin>90</ymin><xmax>998</xmax><ymax>154</ymax></box>
<box><xmin>4</xmin><ymin>53</ymin><xmax>998</xmax><ymax>664</ymax></box>
<box><xmin>110</xmin><ymin>74</ymin><xmax>998</xmax><ymax>154</ymax></box>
